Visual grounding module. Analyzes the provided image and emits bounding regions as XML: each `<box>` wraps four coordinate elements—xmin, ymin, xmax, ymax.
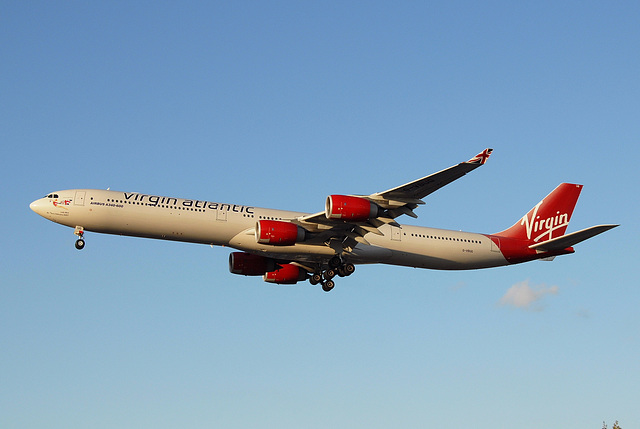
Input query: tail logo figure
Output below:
<box><xmin>521</xmin><ymin>201</ymin><xmax>570</xmax><ymax>242</ymax></box>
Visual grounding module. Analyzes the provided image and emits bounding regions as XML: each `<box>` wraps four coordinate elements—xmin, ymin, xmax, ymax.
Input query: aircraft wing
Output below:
<box><xmin>368</xmin><ymin>148</ymin><xmax>493</xmax><ymax>218</ymax></box>
<box><xmin>294</xmin><ymin>148</ymin><xmax>493</xmax><ymax>248</ymax></box>
<box><xmin>374</xmin><ymin>148</ymin><xmax>493</xmax><ymax>202</ymax></box>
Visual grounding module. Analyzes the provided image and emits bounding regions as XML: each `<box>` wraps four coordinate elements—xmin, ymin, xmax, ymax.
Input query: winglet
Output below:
<box><xmin>466</xmin><ymin>148</ymin><xmax>493</xmax><ymax>165</ymax></box>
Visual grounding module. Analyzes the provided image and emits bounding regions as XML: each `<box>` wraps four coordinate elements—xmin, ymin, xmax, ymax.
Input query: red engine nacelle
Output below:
<box><xmin>256</xmin><ymin>220</ymin><xmax>306</xmax><ymax>246</ymax></box>
<box><xmin>263</xmin><ymin>264</ymin><xmax>308</xmax><ymax>284</ymax></box>
<box><xmin>325</xmin><ymin>195</ymin><xmax>381</xmax><ymax>221</ymax></box>
<box><xmin>229</xmin><ymin>252</ymin><xmax>276</xmax><ymax>276</ymax></box>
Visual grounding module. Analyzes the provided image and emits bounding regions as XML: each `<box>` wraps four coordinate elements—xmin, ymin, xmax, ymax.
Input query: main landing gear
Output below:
<box><xmin>74</xmin><ymin>226</ymin><xmax>85</xmax><ymax>250</ymax></box>
<box><xmin>308</xmin><ymin>256</ymin><xmax>355</xmax><ymax>292</ymax></box>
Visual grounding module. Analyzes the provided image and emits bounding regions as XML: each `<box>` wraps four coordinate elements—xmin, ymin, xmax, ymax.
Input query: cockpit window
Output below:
<box><xmin>45</xmin><ymin>194</ymin><xmax>59</xmax><ymax>198</ymax></box>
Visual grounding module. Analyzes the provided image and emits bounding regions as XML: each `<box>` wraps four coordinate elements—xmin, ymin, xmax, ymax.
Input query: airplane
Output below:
<box><xmin>30</xmin><ymin>149</ymin><xmax>618</xmax><ymax>292</ymax></box>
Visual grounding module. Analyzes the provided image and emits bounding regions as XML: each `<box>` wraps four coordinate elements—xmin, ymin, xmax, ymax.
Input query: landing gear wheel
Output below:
<box><xmin>75</xmin><ymin>238</ymin><xmax>85</xmax><ymax>250</ymax></box>
<box><xmin>311</xmin><ymin>273</ymin><xmax>323</xmax><ymax>284</ymax></box>
<box><xmin>344</xmin><ymin>263</ymin><xmax>355</xmax><ymax>275</ymax></box>
<box><xmin>322</xmin><ymin>280</ymin><xmax>335</xmax><ymax>292</ymax></box>
<box><xmin>329</xmin><ymin>256</ymin><xmax>342</xmax><ymax>269</ymax></box>
<box><xmin>324</xmin><ymin>269</ymin><xmax>336</xmax><ymax>280</ymax></box>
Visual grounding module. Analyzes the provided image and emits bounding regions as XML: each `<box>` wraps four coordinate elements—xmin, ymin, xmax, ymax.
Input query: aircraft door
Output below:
<box><xmin>216</xmin><ymin>206</ymin><xmax>228</xmax><ymax>221</ymax></box>
<box><xmin>74</xmin><ymin>191</ymin><xmax>86</xmax><ymax>206</ymax></box>
<box><xmin>391</xmin><ymin>226</ymin><xmax>401</xmax><ymax>241</ymax></box>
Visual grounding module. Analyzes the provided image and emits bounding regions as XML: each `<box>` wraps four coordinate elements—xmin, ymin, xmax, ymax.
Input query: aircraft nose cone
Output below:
<box><xmin>30</xmin><ymin>199</ymin><xmax>45</xmax><ymax>215</ymax></box>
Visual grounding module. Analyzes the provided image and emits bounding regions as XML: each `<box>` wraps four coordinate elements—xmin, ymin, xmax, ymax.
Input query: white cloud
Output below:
<box><xmin>498</xmin><ymin>279</ymin><xmax>559</xmax><ymax>311</ymax></box>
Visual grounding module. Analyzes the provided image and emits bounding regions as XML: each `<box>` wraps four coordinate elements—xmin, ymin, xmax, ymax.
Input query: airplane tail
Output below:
<box><xmin>495</xmin><ymin>183</ymin><xmax>583</xmax><ymax>244</ymax></box>
<box><xmin>494</xmin><ymin>183</ymin><xmax>618</xmax><ymax>257</ymax></box>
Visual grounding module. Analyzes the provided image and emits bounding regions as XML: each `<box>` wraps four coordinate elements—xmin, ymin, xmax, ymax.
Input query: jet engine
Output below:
<box><xmin>256</xmin><ymin>220</ymin><xmax>306</xmax><ymax>246</ymax></box>
<box><xmin>325</xmin><ymin>195</ymin><xmax>381</xmax><ymax>221</ymax></box>
<box><xmin>229</xmin><ymin>252</ymin><xmax>276</xmax><ymax>276</ymax></box>
<box><xmin>263</xmin><ymin>264</ymin><xmax>308</xmax><ymax>284</ymax></box>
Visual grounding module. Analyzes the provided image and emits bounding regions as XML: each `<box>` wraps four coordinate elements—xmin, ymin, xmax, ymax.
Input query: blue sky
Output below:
<box><xmin>2</xmin><ymin>1</ymin><xmax>638</xmax><ymax>428</ymax></box>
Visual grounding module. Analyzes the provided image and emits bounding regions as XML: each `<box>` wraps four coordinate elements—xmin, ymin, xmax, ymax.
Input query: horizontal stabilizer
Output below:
<box><xmin>529</xmin><ymin>224</ymin><xmax>619</xmax><ymax>252</ymax></box>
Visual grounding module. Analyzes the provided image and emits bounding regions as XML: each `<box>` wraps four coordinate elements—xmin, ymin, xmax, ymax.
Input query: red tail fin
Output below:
<box><xmin>495</xmin><ymin>183</ymin><xmax>583</xmax><ymax>243</ymax></box>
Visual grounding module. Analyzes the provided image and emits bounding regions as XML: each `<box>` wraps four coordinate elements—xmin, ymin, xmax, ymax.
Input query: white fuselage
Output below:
<box><xmin>30</xmin><ymin>189</ymin><xmax>510</xmax><ymax>270</ymax></box>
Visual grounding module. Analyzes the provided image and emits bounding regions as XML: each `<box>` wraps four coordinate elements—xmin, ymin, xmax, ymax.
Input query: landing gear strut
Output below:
<box><xmin>74</xmin><ymin>226</ymin><xmax>85</xmax><ymax>250</ymax></box>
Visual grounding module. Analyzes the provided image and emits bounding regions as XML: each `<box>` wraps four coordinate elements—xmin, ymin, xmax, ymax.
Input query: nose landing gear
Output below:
<box><xmin>74</xmin><ymin>226</ymin><xmax>85</xmax><ymax>250</ymax></box>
